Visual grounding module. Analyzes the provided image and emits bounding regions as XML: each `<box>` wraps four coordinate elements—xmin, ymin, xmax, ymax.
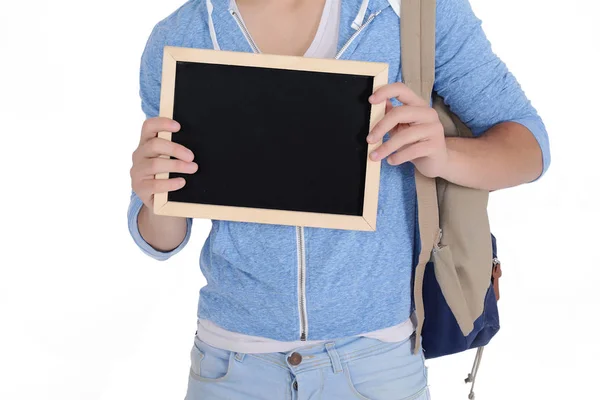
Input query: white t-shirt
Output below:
<box><xmin>230</xmin><ymin>0</ymin><xmax>341</xmax><ymax>58</ymax></box>
<box><xmin>197</xmin><ymin>0</ymin><xmax>416</xmax><ymax>354</ymax></box>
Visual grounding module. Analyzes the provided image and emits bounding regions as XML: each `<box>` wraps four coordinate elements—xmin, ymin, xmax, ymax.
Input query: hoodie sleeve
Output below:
<box><xmin>127</xmin><ymin>22</ymin><xmax>193</xmax><ymax>261</ymax></box>
<box><xmin>434</xmin><ymin>0</ymin><xmax>551</xmax><ymax>178</ymax></box>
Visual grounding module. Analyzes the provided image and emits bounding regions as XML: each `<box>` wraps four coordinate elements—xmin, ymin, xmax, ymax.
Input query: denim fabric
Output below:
<box><xmin>185</xmin><ymin>334</ymin><xmax>430</xmax><ymax>400</ymax></box>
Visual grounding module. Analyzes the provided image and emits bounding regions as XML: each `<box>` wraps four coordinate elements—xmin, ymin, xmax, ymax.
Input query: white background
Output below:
<box><xmin>0</xmin><ymin>0</ymin><xmax>598</xmax><ymax>399</ymax></box>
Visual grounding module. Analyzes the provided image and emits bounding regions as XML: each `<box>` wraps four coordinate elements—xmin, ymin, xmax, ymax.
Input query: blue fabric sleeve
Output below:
<box><xmin>434</xmin><ymin>0</ymin><xmax>551</xmax><ymax>178</ymax></box>
<box><xmin>139</xmin><ymin>22</ymin><xmax>169</xmax><ymax>120</ymax></box>
<box><xmin>126</xmin><ymin>22</ymin><xmax>193</xmax><ymax>261</ymax></box>
<box><xmin>127</xmin><ymin>190</ymin><xmax>193</xmax><ymax>261</ymax></box>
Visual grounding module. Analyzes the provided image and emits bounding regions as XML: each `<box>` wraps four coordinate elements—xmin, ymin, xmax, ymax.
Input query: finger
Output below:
<box><xmin>141</xmin><ymin>176</ymin><xmax>187</xmax><ymax>195</ymax></box>
<box><xmin>369</xmin><ymin>82</ymin><xmax>428</xmax><ymax>107</ymax></box>
<box><xmin>385</xmin><ymin>99</ymin><xmax>393</xmax><ymax>114</ymax></box>
<box><xmin>369</xmin><ymin>125</ymin><xmax>428</xmax><ymax>161</ymax></box>
<box><xmin>141</xmin><ymin>157</ymin><xmax>198</xmax><ymax>177</ymax></box>
<box><xmin>367</xmin><ymin>106</ymin><xmax>436</xmax><ymax>144</ymax></box>
<box><xmin>141</xmin><ymin>117</ymin><xmax>181</xmax><ymax>144</ymax></box>
<box><xmin>386</xmin><ymin>141</ymin><xmax>433</xmax><ymax>166</ymax></box>
<box><xmin>140</xmin><ymin>137</ymin><xmax>195</xmax><ymax>162</ymax></box>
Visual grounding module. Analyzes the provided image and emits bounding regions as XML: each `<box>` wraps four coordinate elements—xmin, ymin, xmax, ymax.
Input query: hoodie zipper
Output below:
<box><xmin>335</xmin><ymin>11</ymin><xmax>381</xmax><ymax>59</ymax></box>
<box><xmin>229</xmin><ymin>6</ymin><xmax>382</xmax><ymax>341</ymax></box>
<box><xmin>296</xmin><ymin>227</ymin><xmax>308</xmax><ymax>341</ymax></box>
<box><xmin>230</xmin><ymin>10</ymin><xmax>260</xmax><ymax>53</ymax></box>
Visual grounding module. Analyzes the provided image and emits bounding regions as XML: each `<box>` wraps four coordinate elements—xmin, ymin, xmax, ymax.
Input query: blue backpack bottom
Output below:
<box><xmin>421</xmin><ymin>235</ymin><xmax>500</xmax><ymax>359</ymax></box>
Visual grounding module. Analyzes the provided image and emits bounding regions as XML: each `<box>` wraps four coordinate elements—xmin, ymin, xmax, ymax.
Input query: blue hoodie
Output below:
<box><xmin>128</xmin><ymin>0</ymin><xmax>550</xmax><ymax>342</ymax></box>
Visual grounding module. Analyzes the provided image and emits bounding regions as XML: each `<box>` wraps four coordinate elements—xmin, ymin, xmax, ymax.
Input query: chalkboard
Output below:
<box><xmin>154</xmin><ymin>47</ymin><xmax>388</xmax><ymax>231</ymax></box>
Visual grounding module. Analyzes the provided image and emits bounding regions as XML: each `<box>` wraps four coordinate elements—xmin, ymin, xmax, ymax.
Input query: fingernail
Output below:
<box><xmin>366</xmin><ymin>135</ymin><xmax>373</xmax><ymax>143</ymax></box>
<box><xmin>187</xmin><ymin>150</ymin><xmax>194</xmax><ymax>160</ymax></box>
<box><xmin>172</xmin><ymin>122</ymin><xmax>180</xmax><ymax>131</ymax></box>
<box><xmin>370</xmin><ymin>151</ymin><xmax>379</xmax><ymax>160</ymax></box>
<box><xmin>189</xmin><ymin>162</ymin><xmax>198</xmax><ymax>172</ymax></box>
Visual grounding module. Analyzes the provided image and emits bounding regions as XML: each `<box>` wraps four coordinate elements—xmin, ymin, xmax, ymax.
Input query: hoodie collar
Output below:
<box><xmin>206</xmin><ymin>0</ymin><xmax>392</xmax><ymax>55</ymax></box>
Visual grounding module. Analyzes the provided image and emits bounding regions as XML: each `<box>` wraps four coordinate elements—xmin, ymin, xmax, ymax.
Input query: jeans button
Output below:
<box><xmin>288</xmin><ymin>352</ymin><xmax>302</xmax><ymax>366</ymax></box>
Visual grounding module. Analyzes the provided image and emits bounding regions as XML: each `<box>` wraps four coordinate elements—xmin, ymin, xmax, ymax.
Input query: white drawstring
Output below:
<box><xmin>388</xmin><ymin>0</ymin><xmax>400</xmax><ymax>18</ymax></box>
<box><xmin>206</xmin><ymin>0</ymin><xmax>221</xmax><ymax>50</ymax></box>
<box><xmin>351</xmin><ymin>0</ymin><xmax>370</xmax><ymax>30</ymax></box>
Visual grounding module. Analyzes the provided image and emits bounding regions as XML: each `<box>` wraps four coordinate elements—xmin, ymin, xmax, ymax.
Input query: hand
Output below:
<box><xmin>130</xmin><ymin>117</ymin><xmax>198</xmax><ymax>210</ymax></box>
<box><xmin>366</xmin><ymin>82</ymin><xmax>447</xmax><ymax>178</ymax></box>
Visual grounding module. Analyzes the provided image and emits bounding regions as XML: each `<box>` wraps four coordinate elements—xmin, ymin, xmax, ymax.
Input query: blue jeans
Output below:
<box><xmin>185</xmin><ymin>334</ymin><xmax>430</xmax><ymax>400</ymax></box>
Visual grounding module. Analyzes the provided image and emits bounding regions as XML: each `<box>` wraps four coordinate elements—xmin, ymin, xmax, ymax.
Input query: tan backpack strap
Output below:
<box><xmin>401</xmin><ymin>0</ymin><xmax>436</xmax><ymax>100</ymax></box>
<box><xmin>400</xmin><ymin>0</ymin><xmax>440</xmax><ymax>354</ymax></box>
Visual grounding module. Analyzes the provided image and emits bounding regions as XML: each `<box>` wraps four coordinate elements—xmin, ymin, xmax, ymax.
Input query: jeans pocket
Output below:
<box><xmin>344</xmin><ymin>339</ymin><xmax>429</xmax><ymax>400</ymax></box>
<box><xmin>189</xmin><ymin>337</ymin><xmax>234</xmax><ymax>382</ymax></box>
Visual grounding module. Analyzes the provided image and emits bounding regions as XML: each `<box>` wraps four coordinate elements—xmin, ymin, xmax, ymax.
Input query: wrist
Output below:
<box><xmin>437</xmin><ymin>138</ymin><xmax>468</xmax><ymax>184</ymax></box>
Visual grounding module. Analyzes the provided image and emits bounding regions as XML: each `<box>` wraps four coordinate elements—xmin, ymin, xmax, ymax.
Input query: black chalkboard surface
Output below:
<box><xmin>154</xmin><ymin>47</ymin><xmax>388</xmax><ymax>231</ymax></box>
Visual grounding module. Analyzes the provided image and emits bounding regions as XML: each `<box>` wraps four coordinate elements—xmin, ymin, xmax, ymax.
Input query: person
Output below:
<box><xmin>127</xmin><ymin>0</ymin><xmax>550</xmax><ymax>398</ymax></box>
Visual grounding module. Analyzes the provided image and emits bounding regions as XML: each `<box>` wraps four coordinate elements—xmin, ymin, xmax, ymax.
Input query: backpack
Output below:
<box><xmin>400</xmin><ymin>0</ymin><xmax>503</xmax><ymax>398</ymax></box>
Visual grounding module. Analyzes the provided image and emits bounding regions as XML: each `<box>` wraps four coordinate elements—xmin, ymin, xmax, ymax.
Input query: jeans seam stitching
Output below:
<box><xmin>247</xmin><ymin>354</ymin><xmax>289</xmax><ymax>371</ymax></box>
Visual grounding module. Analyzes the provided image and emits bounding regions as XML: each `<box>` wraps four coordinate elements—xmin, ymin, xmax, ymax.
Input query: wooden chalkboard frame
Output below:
<box><xmin>154</xmin><ymin>46</ymin><xmax>388</xmax><ymax>231</ymax></box>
